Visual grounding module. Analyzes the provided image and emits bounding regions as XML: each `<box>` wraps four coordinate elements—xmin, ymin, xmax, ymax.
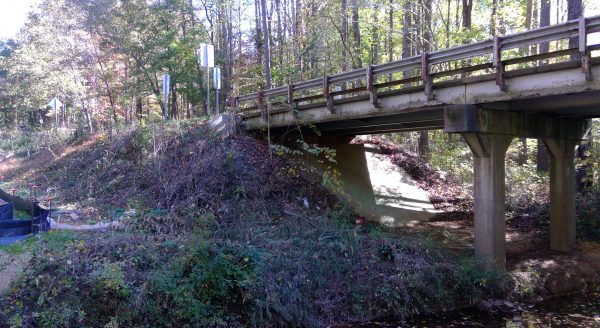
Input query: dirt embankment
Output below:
<box><xmin>0</xmin><ymin>124</ymin><xmax>512</xmax><ymax>327</ymax></box>
<box><xmin>0</xmin><ymin>126</ymin><xmax>598</xmax><ymax>326</ymax></box>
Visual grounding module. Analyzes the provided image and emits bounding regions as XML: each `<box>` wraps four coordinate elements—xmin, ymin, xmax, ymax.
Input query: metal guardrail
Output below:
<box><xmin>236</xmin><ymin>15</ymin><xmax>600</xmax><ymax>117</ymax></box>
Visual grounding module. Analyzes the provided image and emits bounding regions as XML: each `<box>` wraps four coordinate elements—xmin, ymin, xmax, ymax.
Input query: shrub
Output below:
<box><xmin>577</xmin><ymin>190</ymin><xmax>600</xmax><ymax>242</ymax></box>
<box><xmin>141</xmin><ymin>241</ymin><xmax>260</xmax><ymax>327</ymax></box>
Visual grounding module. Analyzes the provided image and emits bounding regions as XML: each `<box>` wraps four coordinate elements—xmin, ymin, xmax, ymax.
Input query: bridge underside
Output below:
<box><xmin>242</xmin><ymin>64</ymin><xmax>600</xmax><ymax>271</ymax></box>
<box><xmin>266</xmin><ymin>89</ymin><xmax>600</xmax><ymax>136</ymax></box>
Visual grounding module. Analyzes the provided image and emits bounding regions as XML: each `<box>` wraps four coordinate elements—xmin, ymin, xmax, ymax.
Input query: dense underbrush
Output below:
<box><xmin>0</xmin><ymin>122</ymin><xmax>508</xmax><ymax>327</ymax></box>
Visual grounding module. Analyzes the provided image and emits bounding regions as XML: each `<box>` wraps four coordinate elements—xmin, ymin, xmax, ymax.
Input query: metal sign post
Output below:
<box><xmin>213</xmin><ymin>67</ymin><xmax>221</xmax><ymax>115</ymax></box>
<box><xmin>47</xmin><ymin>97</ymin><xmax>63</xmax><ymax>129</ymax></box>
<box><xmin>200</xmin><ymin>43</ymin><xmax>214</xmax><ymax>116</ymax></box>
<box><xmin>162</xmin><ymin>74</ymin><xmax>170</xmax><ymax>120</ymax></box>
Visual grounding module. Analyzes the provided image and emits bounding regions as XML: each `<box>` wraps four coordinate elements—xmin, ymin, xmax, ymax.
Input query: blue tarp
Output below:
<box><xmin>0</xmin><ymin>235</ymin><xmax>29</xmax><ymax>246</ymax></box>
<box><xmin>0</xmin><ymin>203</ymin><xmax>14</xmax><ymax>221</ymax></box>
<box><xmin>0</xmin><ymin>205</ymin><xmax>49</xmax><ymax>243</ymax></box>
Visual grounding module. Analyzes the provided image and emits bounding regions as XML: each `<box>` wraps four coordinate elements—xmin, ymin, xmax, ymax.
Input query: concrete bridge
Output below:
<box><xmin>234</xmin><ymin>16</ymin><xmax>600</xmax><ymax>270</ymax></box>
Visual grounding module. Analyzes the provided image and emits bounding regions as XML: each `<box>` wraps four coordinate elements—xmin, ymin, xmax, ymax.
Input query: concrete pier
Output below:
<box><xmin>463</xmin><ymin>133</ymin><xmax>513</xmax><ymax>270</ymax></box>
<box><xmin>544</xmin><ymin>138</ymin><xmax>578</xmax><ymax>252</ymax></box>
<box><xmin>446</xmin><ymin>105</ymin><xmax>590</xmax><ymax>269</ymax></box>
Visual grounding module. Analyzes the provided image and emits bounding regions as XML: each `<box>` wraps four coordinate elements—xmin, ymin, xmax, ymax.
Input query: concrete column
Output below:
<box><xmin>544</xmin><ymin>138</ymin><xmax>578</xmax><ymax>252</ymax></box>
<box><xmin>463</xmin><ymin>133</ymin><xmax>513</xmax><ymax>270</ymax></box>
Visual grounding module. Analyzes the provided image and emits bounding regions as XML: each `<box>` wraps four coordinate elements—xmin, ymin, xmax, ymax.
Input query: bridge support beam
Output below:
<box><xmin>544</xmin><ymin>138</ymin><xmax>578</xmax><ymax>252</ymax></box>
<box><xmin>445</xmin><ymin>105</ymin><xmax>590</xmax><ymax>270</ymax></box>
<box><xmin>463</xmin><ymin>133</ymin><xmax>513</xmax><ymax>270</ymax></box>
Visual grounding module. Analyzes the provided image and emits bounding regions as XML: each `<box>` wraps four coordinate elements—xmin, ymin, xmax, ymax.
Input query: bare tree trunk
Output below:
<box><xmin>388</xmin><ymin>0</ymin><xmax>394</xmax><ymax>62</ymax></box>
<box><xmin>351</xmin><ymin>0</ymin><xmax>362</xmax><ymax>70</ymax></box>
<box><xmin>491</xmin><ymin>0</ymin><xmax>498</xmax><ymax>36</ymax></box>
<box><xmin>567</xmin><ymin>0</ymin><xmax>582</xmax><ymax>21</ymax></box>
<box><xmin>422</xmin><ymin>0</ymin><xmax>433</xmax><ymax>52</ymax></box>
<box><xmin>78</xmin><ymin>100</ymin><xmax>85</xmax><ymax>135</ymax></box>
<box><xmin>170</xmin><ymin>86</ymin><xmax>177</xmax><ymax>119</ymax></box>
<box><xmin>85</xmin><ymin>106</ymin><xmax>93</xmax><ymax>133</ymax></box>
<box><xmin>255</xmin><ymin>0</ymin><xmax>264</xmax><ymax>68</ymax></box>
<box><xmin>275</xmin><ymin>0</ymin><xmax>284</xmax><ymax>68</ymax></box>
<box><xmin>445</xmin><ymin>0</ymin><xmax>451</xmax><ymax>48</ymax></box>
<box><xmin>461</xmin><ymin>0</ymin><xmax>472</xmax><ymax>31</ymax></box>
<box><xmin>186</xmin><ymin>96</ymin><xmax>191</xmax><ymax>119</ymax></box>
<box><xmin>341</xmin><ymin>0</ymin><xmax>348</xmax><ymax>72</ymax></box>
<box><xmin>371</xmin><ymin>2</ymin><xmax>380</xmax><ymax>64</ymax></box>
<box><xmin>402</xmin><ymin>0</ymin><xmax>412</xmax><ymax>81</ymax></box>
<box><xmin>62</xmin><ymin>102</ymin><xmax>67</xmax><ymax>128</ymax></box>
<box><xmin>536</xmin><ymin>0</ymin><xmax>551</xmax><ymax>172</ymax></box>
<box><xmin>525</xmin><ymin>0</ymin><xmax>533</xmax><ymax>29</ymax></box>
<box><xmin>293</xmin><ymin>0</ymin><xmax>302</xmax><ymax>75</ymax></box>
<box><xmin>568</xmin><ymin>0</ymin><xmax>582</xmax><ymax>58</ymax></box>
<box><xmin>260</xmin><ymin>0</ymin><xmax>272</xmax><ymax>89</ymax></box>
<box><xmin>418</xmin><ymin>0</ymin><xmax>432</xmax><ymax>159</ymax></box>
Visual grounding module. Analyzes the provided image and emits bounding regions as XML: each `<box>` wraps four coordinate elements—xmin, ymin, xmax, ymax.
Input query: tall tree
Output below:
<box><xmin>462</xmin><ymin>0</ymin><xmax>473</xmax><ymax>31</ymax></box>
<box><xmin>402</xmin><ymin>0</ymin><xmax>412</xmax><ymax>61</ymax></box>
<box><xmin>351</xmin><ymin>0</ymin><xmax>362</xmax><ymax>70</ymax></box>
<box><xmin>388</xmin><ymin>0</ymin><xmax>394</xmax><ymax>64</ymax></box>
<box><xmin>537</xmin><ymin>0</ymin><xmax>551</xmax><ymax>172</ymax></box>
<box><xmin>260</xmin><ymin>0</ymin><xmax>272</xmax><ymax>89</ymax></box>
<box><xmin>568</xmin><ymin>0</ymin><xmax>582</xmax><ymax>51</ymax></box>
<box><xmin>370</xmin><ymin>1</ymin><xmax>380</xmax><ymax>65</ymax></box>
<box><xmin>341</xmin><ymin>0</ymin><xmax>348</xmax><ymax>72</ymax></box>
<box><xmin>418</xmin><ymin>0</ymin><xmax>433</xmax><ymax>159</ymax></box>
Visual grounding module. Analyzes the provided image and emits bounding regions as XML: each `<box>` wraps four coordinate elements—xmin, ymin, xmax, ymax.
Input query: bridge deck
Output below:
<box><xmin>235</xmin><ymin>15</ymin><xmax>600</xmax><ymax>135</ymax></box>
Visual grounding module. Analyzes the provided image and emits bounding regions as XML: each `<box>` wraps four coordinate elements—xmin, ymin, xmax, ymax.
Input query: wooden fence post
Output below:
<box><xmin>421</xmin><ymin>52</ymin><xmax>434</xmax><ymax>101</ymax></box>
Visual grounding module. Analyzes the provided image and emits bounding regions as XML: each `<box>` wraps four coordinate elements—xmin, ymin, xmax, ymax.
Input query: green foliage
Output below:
<box><xmin>0</xmin><ymin>124</ymin><xmax>511</xmax><ymax>327</ymax></box>
<box><xmin>576</xmin><ymin>190</ymin><xmax>600</xmax><ymax>242</ymax></box>
<box><xmin>0</xmin><ymin>129</ymin><xmax>77</xmax><ymax>156</ymax></box>
<box><xmin>143</xmin><ymin>241</ymin><xmax>259</xmax><ymax>327</ymax></box>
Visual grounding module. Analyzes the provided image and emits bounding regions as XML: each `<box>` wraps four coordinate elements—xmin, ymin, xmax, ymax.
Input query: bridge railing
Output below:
<box><xmin>235</xmin><ymin>15</ymin><xmax>600</xmax><ymax>119</ymax></box>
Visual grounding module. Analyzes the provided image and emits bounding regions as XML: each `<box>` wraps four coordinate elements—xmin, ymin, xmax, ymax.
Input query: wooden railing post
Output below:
<box><xmin>421</xmin><ymin>52</ymin><xmax>434</xmax><ymax>101</ymax></box>
<box><xmin>323</xmin><ymin>75</ymin><xmax>334</xmax><ymax>113</ymax></box>
<box><xmin>366</xmin><ymin>65</ymin><xmax>378</xmax><ymax>107</ymax></box>
<box><xmin>257</xmin><ymin>90</ymin><xmax>267</xmax><ymax>121</ymax></box>
<box><xmin>493</xmin><ymin>35</ymin><xmax>507</xmax><ymax>91</ymax></box>
<box><xmin>579</xmin><ymin>16</ymin><xmax>592</xmax><ymax>81</ymax></box>
<box><xmin>287</xmin><ymin>84</ymin><xmax>294</xmax><ymax>105</ymax></box>
<box><xmin>287</xmin><ymin>83</ymin><xmax>297</xmax><ymax>112</ymax></box>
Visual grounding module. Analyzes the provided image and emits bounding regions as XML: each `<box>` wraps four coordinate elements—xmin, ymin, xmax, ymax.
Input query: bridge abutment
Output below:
<box><xmin>332</xmin><ymin>144</ymin><xmax>377</xmax><ymax>215</ymax></box>
<box><xmin>273</xmin><ymin>132</ymin><xmax>377</xmax><ymax>216</ymax></box>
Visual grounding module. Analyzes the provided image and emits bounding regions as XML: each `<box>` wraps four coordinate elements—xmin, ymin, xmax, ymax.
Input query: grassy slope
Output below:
<box><xmin>0</xmin><ymin>122</ymin><xmax>507</xmax><ymax>327</ymax></box>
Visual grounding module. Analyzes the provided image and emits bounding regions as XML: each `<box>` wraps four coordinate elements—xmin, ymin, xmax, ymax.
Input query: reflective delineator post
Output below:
<box><xmin>200</xmin><ymin>43</ymin><xmax>215</xmax><ymax>116</ymax></box>
<box><xmin>213</xmin><ymin>67</ymin><xmax>221</xmax><ymax>115</ymax></box>
<box><xmin>162</xmin><ymin>74</ymin><xmax>171</xmax><ymax>120</ymax></box>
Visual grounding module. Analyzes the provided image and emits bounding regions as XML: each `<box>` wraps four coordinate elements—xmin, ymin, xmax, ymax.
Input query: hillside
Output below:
<box><xmin>0</xmin><ymin>122</ymin><xmax>509</xmax><ymax>327</ymax></box>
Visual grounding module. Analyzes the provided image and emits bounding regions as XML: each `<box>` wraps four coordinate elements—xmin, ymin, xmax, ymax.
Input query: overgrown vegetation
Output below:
<box><xmin>0</xmin><ymin>123</ymin><xmax>509</xmax><ymax>327</ymax></box>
